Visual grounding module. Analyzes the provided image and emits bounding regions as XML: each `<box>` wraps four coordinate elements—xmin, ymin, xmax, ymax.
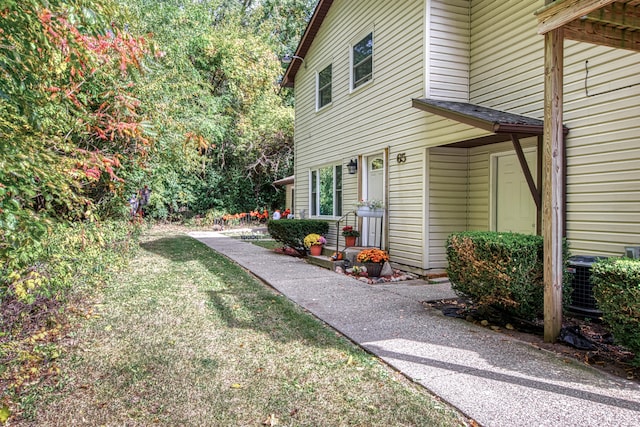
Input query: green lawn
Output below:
<box><xmin>25</xmin><ymin>226</ymin><xmax>467</xmax><ymax>426</ymax></box>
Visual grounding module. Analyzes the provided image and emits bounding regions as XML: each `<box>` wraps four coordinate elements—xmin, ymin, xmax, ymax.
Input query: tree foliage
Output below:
<box><xmin>1</xmin><ymin>0</ymin><xmax>152</xmax><ymax>267</ymax></box>
<box><xmin>1</xmin><ymin>0</ymin><xmax>315</xmax><ymax>264</ymax></box>
<box><xmin>121</xmin><ymin>0</ymin><xmax>313</xmax><ymax>219</ymax></box>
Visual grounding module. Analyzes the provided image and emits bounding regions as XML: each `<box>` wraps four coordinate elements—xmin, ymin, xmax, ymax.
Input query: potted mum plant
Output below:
<box><xmin>356</xmin><ymin>248</ymin><xmax>389</xmax><ymax>277</ymax></box>
<box><xmin>304</xmin><ymin>233</ymin><xmax>327</xmax><ymax>256</ymax></box>
<box><xmin>356</xmin><ymin>199</ymin><xmax>384</xmax><ymax>217</ymax></box>
<box><xmin>341</xmin><ymin>225</ymin><xmax>360</xmax><ymax>247</ymax></box>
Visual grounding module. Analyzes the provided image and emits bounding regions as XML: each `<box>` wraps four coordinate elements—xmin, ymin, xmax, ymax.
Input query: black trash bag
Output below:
<box><xmin>441</xmin><ymin>307</ymin><xmax>466</xmax><ymax>319</ymax></box>
<box><xmin>559</xmin><ymin>326</ymin><xmax>598</xmax><ymax>351</ymax></box>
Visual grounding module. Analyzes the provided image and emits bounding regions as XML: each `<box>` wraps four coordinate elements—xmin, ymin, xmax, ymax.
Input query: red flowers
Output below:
<box><xmin>342</xmin><ymin>225</ymin><xmax>360</xmax><ymax>237</ymax></box>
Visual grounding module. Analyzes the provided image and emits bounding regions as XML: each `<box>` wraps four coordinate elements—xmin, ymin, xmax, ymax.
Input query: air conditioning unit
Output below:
<box><xmin>566</xmin><ymin>255</ymin><xmax>605</xmax><ymax>317</ymax></box>
<box><xmin>624</xmin><ymin>246</ymin><xmax>640</xmax><ymax>259</ymax></box>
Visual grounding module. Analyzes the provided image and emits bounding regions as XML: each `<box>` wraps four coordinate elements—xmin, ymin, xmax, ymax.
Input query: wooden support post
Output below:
<box><xmin>537</xmin><ymin>135</ymin><xmax>543</xmax><ymax>235</ymax></box>
<box><xmin>543</xmin><ymin>27</ymin><xmax>565</xmax><ymax>343</ymax></box>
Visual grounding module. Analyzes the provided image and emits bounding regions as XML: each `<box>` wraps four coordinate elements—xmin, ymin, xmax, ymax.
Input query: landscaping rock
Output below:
<box><xmin>380</xmin><ymin>261</ymin><xmax>393</xmax><ymax>276</ymax></box>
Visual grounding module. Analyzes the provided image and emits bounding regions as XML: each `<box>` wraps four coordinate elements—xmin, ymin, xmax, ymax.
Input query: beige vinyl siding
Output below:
<box><xmin>293</xmin><ymin>0</ymin><xmax>428</xmax><ymax>262</ymax></box>
<box><xmin>564</xmin><ymin>43</ymin><xmax>640</xmax><ymax>256</ymax></box>
<box><xmin>388</xmin><ymin>146</ymin><xmax>426</xmax><ymax>267</ymax></box>
<box><xmin>469</xmin><ymin>0</ymin><xmax>640</xmax><ymax>257</ymax></box>
<box><xmin>285</xmin><ymin>184</ymin><xmax>293</xmax><ymax>212</ymax></box>
<box><xmin>428</xmin><ymin>147</ymin><xmax>469</xmax><ymax>269</ymax></box>
<box><xmin>470</xmin><ymin>0</ymin><xmax>544</xmax><ymax>114</ymax></box>
<box><xmin>428</xmin><ymin>0</ymin><xmax>470</xmax><ymax>102</ymax></box>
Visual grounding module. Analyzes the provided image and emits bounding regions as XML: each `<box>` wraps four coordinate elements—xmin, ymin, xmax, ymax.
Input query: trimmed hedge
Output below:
<box><xmin>446</xmin><ymin>231</ymin><xmax>570</xmax><ymax>321</ymax></box>
<box><xmin>591</xmin><ymin>258</ymin><xmax>640</xmax><ymax>364</ymax></box>
<box><xmin>267</xmin><ymin>219</ymin><xmax>329</xmax><ymax>254</ymax></box>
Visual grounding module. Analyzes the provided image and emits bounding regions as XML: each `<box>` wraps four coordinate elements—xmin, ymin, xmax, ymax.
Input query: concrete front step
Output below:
<box><xmin>306</xmin><ymin>254</ymin><xmax>345</xmax><ymax>271</ymax></box>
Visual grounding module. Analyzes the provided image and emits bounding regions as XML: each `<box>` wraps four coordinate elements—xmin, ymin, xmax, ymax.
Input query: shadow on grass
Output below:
<box><xmin>140</xmin><ymin>235</ymin><xmax>341</xmax><ymax>348</ymax></box>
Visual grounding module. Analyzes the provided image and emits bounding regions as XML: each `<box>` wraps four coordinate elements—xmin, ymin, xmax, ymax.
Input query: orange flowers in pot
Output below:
<box><xmin>356</xmin><ymin>249</ymin><xmax>389</xmax><ymax>264</ymax></box>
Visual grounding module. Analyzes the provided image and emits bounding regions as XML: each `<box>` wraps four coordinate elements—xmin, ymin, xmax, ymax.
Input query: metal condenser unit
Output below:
<box><xmin>566</xmin><ymin>255</ymin><xmax>605</xmax><ymax>317</ymax></box>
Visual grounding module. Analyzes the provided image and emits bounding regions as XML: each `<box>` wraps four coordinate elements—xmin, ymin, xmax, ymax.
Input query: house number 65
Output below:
<box><xmin>396</xmin><ymin>152</ymin><xmax>407</xmax><ymax>164</ymax></box>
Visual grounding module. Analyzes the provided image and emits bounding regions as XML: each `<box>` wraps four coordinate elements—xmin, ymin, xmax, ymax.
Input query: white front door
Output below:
<box><xmin>494</xmin><ymin>150</ymin><xmax>536</xmax><ymax>234</ymax></box>
<box><xmin>363</xmin><ymin>154</ymin><xmax>384</xmax><ymax>246</ymax></box>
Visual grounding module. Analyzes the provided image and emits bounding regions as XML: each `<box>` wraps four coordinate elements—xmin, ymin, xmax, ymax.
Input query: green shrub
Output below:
<box><xmin>446</xmin><ymin>231</ymin><xmax>570</xmax><ymax>321</ymax></box>
<box><xmin>267</xmin><ymin>219</ymin><xmax>329</xmax><ymax>254</ymax></box>
<box><xmin>2</xmin><ymin>220</ymin><xmax>142</xmax><ymax>323</ymax></box>
<box><xmin>591</xmin><ymin>258</ymin><xmax>640</xmax><ymax>364</ymax></box>
<box><xmin>1</xmin><ymin>219</ymin><xmax>142</xmax><ymax>410</ymax></box>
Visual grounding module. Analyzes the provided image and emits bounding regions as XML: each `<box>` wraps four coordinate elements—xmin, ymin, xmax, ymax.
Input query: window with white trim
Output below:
<box><xmin>317</xmin><ymin>64</ymin><xmax>332</xmax><ymax>109</ymax></box>
<box><xmin>310</xmin><ymin>164</ymin><xmax>342</xmax><ymax>217</ymax></box>
<box><xmin>351</xmin><ymin>32</ymin><xmax>373</xmax><ymax>90</ymax></box>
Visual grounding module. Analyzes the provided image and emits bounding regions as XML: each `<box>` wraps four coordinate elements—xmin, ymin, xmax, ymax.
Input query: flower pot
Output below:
<box><xmin>309</xmin><ymin>245</ymin><xmax>323</xmax><ymax>256</ymax></box>
<box><xmin>344</xmin><ymin>236</ymin><xmax>357</xmax><ymax>247</ymax></box>
<box><xmin>357</xmin><ymin>207</ymin><xmax>384</xmax><ymax>218</ymax></box>
<box><xmin>364</xmin><ymin>262</ymin><xmax>384</xmax><ymax>277</ymax></box>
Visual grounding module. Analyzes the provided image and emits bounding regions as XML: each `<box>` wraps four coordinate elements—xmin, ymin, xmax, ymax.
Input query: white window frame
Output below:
<box><xmin>350</xmin><ymin>30</ymin><xmax>374</xmax><ymax>92</ymax></box>
<box><xmin>316</xmin><ymin>63</ymin><xmax>332</xmax><ymax>111</ymax></box>
<box><xmin>309</xmin><ymin>164</ymin><xmax>343</xmax><ymax>218</ymax></box>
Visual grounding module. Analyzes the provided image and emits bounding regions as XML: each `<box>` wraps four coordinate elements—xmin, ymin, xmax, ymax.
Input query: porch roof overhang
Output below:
<box><xmin>411</xmin><ymin>98</ymin><xmax>568</xmax><ymax>148</ymax></box>
<box><xmin>273</xmin><ymin>175</ymin><xmax>295</xmax><ymax>186</ymax></box>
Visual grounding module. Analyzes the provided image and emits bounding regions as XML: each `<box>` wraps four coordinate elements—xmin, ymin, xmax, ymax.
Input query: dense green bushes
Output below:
<box><xmin>446</xmin><ymin>231</ymin><xmax>570</xmax><ymax>320</ymax></box>
<box><xmin>267</xmin><ymin>219</ymin><xmax>329</xmax><ymax>254</ymax></box>
<box><xmin>592</xmin><ymin>258</ymin><xmax>640</xmax><ymax>364</ymax></box>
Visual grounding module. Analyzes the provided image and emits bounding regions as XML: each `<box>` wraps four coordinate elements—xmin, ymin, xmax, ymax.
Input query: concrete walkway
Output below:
<box><xmin>189</xmin><ymin>231</ymin><xmax>640</xmax><ymax>427</ymax></box>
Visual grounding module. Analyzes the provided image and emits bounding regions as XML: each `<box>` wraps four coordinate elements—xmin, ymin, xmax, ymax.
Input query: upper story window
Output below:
<box><xmin>310</xmin><ymin>164</ymin><xmax>342</xmax><ymax>217</ymax></box>
<box><xmin>351</xmin><ymin>32</ymin><xmax>373</xmax><ymax>90</ymax></box>
<box><xmin>317</xmin><ymin>64</ymin><xmax>332</xmax><ymax>110</ymax></box>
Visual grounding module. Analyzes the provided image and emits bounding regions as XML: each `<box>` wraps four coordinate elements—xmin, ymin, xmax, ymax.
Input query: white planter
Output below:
<box><xmin>357</xmin><ymin>207</ymin><xmax>384</xmax><ymax>218</ymax></box>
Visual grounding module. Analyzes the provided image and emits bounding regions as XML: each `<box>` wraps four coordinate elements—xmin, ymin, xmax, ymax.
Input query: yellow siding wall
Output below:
<box><xmin>470</xmin><ymin>0</ymin><xmax>640</xmax><ymax>258</ymax></box>
<box><xmin>428</xmin><ymin>147</ymin><xmax>469</xmax><ymax>269</ymax></box>
<box><xmin>285</xmin><ymin>184</ymin><xmax>293</xmax><ymax>212</ymax></box>
<box><xmin>564</xmin><ymin>43</ymin><xmax>640</xmax><ymax>256</ymax></box>
<box><xmin>428</xmin><ymin>0</ymin><xmax>470</xmax><ymax>101</ymax></box>
<box><xmin>293</xmin><ymin>0</ymin><xmax>429</xmax><ymax>267</ymax></box>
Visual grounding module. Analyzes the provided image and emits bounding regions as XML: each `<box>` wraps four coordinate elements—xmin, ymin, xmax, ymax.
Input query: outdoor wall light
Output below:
<box><xmin>282</xmin><ymin>54</ymin><xmax>305</xmax><ymax>66</ymax></box>
<box><xmin>347</xmin><ymin>158</ymin><xmax>358</xmax><ymax>174</ymax></box>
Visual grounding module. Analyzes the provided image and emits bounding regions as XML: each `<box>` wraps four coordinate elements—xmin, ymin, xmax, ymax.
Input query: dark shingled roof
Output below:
<box><xmin>412</xmin><ymin>98</ymin><xmax>568</xmax><ymax>148</ymax></box>
<box><xmin>412</xmin><ymin>98</ymin><xmax>546</xmax><ymax>134</ymax></box>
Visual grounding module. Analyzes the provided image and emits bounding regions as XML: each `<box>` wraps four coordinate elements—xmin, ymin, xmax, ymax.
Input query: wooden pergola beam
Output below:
<box><xmin>537</xmin><ymin>0</ymin><xmax>617</xmax><ymax>34</ymax></box>
<box><xmin>592</xmin><ymin>2</ymin><xmax>640</xmax><ymax>29</ymax></box>
<box><xmin>564</xmin><ymin>19</ymin><xmax>640</xmax><ymax>51</ymax></box>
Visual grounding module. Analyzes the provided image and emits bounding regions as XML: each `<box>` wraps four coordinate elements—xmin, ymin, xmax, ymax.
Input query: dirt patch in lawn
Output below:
<box><xmin>424</xmin><ymin>298</ymin><xmax>638</xmax><ymax>384</ymax></box>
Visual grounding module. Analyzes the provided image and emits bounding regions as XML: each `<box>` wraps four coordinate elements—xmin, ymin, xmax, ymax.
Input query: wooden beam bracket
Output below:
<box><xmin>510</xmin><ymin>134</ymin><xmax>542</xmax><ymax>210</ymax></box>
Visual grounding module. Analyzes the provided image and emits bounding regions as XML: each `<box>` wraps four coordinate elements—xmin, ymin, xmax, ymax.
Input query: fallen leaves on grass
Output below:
<box><xmin>262</xmin><ymin>413</ymin><xmax>279</xmax><ymax>426</ymax></box>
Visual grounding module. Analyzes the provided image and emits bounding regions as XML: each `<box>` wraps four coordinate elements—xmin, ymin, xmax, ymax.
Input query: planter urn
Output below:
<box><xmin>364</xmin><ymin>262</ymin><xmax>384</xmax><ymax>277</ymax></box>
<box><xmin>309</xmin><ymin>245</ymin><xmax>323</xmax><ymax>256</ymax></box>
<box><xmin>357</xmin><ymin>207</ymin><xmax>384</xmax><ymax>218</ymax></box>
<box><xmin>344</xmin><ymin>236</ymin><xmax>357</xmax><ymax>247</ymax></box>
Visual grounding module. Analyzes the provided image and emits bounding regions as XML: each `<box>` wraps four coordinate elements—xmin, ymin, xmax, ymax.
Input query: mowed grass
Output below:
<box><xmin>25</xmin><ymin>227</ymin><xmax>467</xmax><ymax>426</ymax></box>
